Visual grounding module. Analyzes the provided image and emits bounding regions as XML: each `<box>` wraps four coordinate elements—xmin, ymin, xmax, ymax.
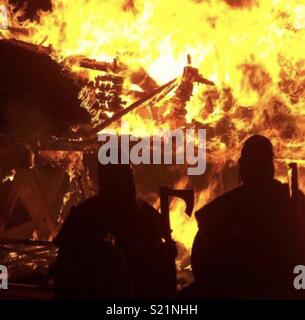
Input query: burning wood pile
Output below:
<box><xmin>0</xmin><ymin>35</ymin><xmax>215</xmax><ymax>241</ymax></box>
<box><xmin>0</xmin><ymin>0</ymin><xmax>304</xmax><ymax>295</ymax></box>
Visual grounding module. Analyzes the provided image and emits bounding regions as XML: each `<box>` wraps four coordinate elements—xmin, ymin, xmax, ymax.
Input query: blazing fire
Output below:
<box><xmin>1</xmin><ymin>0</ymin><xmax>305</xmax><ymax>258</ymax></box>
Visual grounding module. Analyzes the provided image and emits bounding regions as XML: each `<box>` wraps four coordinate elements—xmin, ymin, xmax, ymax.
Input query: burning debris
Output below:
<box><xmin>0</xmin><ymin>0</ymin><xmax>304</xmax><ymax>298</ymax></box>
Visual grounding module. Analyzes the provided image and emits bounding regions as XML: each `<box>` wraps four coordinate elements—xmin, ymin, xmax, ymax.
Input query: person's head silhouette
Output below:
<box><xmin>239</xmin><ymin>135</ymin><xmax>275</xmax><ymax>187</ymax></box>
<box><xmin>97</xmin><ymin>162</ymin><xmax>136</xmax><ymax>199</ymax></box>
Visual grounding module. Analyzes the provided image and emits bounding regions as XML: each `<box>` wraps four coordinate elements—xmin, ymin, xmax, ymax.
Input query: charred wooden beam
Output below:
<box><xmin>78</xmin><ymin>57</ymin><xmax>119</xmax><ymax>73</ymax></box>
<box><xmin>0</xmin><ymin>79</ymin><xmax>177</xmax><ymax>151</ymax></box>
<box><xmin>130</xmin><ymin>67</ymin><xmax>158</xmax><ymax>92</ymax></box>
<box><xmin>89</xmin><ymin>77</ymin><xmax>178</xmax><ymax>137</ymax></box>
<box><xmin>1</xmin><ymin>38</ymin><xmax>52</xmax><ymax>55</ymax></box>
<box><xmin>34</xmin><ymin>138</ymin><xmax>98</xmax><ymax>151</ymax></box>
<box><xmin>2</xmin><ymin>39</ymin><xmax>120</xmax><ymax>73</ymax></box>
<box><xmin>6</xmin><ymin>26</ymin><xmax>31</xmax><ymax>36</ymax></box>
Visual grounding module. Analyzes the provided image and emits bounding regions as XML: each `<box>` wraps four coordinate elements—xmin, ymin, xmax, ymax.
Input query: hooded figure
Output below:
<box><xmin>53</xmin><ymin>161</ymin><xmax>167</xmax><ymax>299</ymax></box>
<box><xmin>191</xmin><ymin>135</ymin><xmax>305</xmax><ymax>299</ymax></box>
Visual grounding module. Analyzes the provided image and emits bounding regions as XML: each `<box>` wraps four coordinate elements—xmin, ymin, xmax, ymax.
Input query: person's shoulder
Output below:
<box><xmin>196</xmin><ymin>185</ymin><xmax>244</xmax><ymax>215</ymax></box>
<box><xmin>77</xmin><ymin>194</ymin><xmax>102</xmax><ymax>208</ymax></box>
<box><xmin>272</xmin><ymin>180</ymin><xmax>290</xmax><ymax>195</ymax></box>
<box><xmin>70</xmin><ymin>195</ymin><xmax>103</xmax><ymax>215</ymax></box>
<box><xmin>53</xmin><ymin>195</ymin><xmax>105</xmax><ymax>247</ymax></box>
<box><xmin>137</xmin><ymin>199</ymin><xmax>162</xmax><ymax>239</ymax></box>
<box><xmin>137</xmin><ymin>198</ymin><xmax>160</xmax><ymax>216</ymax></box>
<box><xmin>61</xmin><ymin>195</ymin><xmax>104</xmax><ymax>228</ymax></box>
<box><xmin>195</xmin><ymin>186</ymin><xmax>244</xmax><ymax>224</ymax></box>
<box><xmin>137</xmin><ymin>199</ymin><xmax>161</xmax><ymax>227</ymax></box>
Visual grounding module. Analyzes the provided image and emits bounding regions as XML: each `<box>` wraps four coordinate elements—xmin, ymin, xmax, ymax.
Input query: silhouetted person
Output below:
<box><xmin>191</xmin><ymin>135</ymin><xmax>305</xmax><ymax>299</ymax></box>
<box><xmin>53</xmin><ymin>162</ymin><xmax>168</xmax><ymax>299</ymax></box>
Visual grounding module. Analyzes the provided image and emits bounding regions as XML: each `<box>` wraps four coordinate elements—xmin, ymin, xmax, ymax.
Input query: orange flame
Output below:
<box><xmin>2</xmin><ymin>0</ymin><xmax>305</xmax><ymax>259</ymax></box>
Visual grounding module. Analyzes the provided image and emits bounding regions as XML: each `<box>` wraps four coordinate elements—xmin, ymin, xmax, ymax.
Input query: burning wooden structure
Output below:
<box><xmin>0</xmin><ymin>0</ymin><xmax>304</xmax><ymax>297</ymax></box>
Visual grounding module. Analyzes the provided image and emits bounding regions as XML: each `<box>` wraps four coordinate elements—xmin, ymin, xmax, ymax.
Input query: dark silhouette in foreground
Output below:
<box><xmin>53</xmin><ymin>163</ymin><xmax>170</xmax><ymax>299</ymax></box>
<box><xmin>190</xmin><ymin>135</ymin><xmax>305</xmax><ymax>299</ymax></box>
